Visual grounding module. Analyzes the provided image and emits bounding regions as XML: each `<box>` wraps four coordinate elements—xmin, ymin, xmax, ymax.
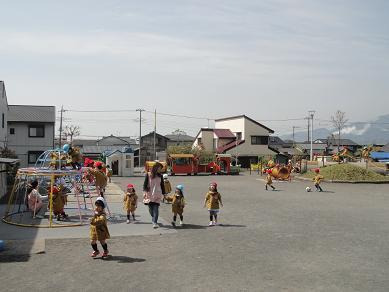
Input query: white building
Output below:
<box><xmin>193</xmin><ymin>115</ymin><xmax>277</xmax><ymax>167</ymax></box>
<box><xmin>105</xmin><ymin>148</ymin><xmax>134</xmax><ymax>176</ymax></box>
<box><xmin>7</xmin><ymin>105</ymin><xmax>56</xmax><ymax>167</ymax></box>
<box><xmin>0</xmin><ymin>81</ymin><xmax>8</xmax><ymax>148</ymax></box>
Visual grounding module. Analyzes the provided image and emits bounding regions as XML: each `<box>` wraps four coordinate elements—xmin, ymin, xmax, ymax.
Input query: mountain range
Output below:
<box><xmin>281</xmin><ymin>114</ymin><xmax>389</xmax><ymax>145</ymax></box>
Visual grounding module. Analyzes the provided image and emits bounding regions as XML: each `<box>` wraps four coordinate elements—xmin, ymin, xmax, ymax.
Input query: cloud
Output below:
<box><xmin>339</xmin><ymin>123</ymin><xmax>371</xmax><ymax>135</ymax></box>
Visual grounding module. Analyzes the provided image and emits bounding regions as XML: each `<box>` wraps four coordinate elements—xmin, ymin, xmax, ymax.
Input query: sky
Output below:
<box><xmin>0</xmin><ymin>0</ymin><xmax>388</xmax><ymax>139</ymax></box>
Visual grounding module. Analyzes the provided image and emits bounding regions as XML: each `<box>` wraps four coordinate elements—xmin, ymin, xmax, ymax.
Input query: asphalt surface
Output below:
<box><xmin>1</xmin><ymin>174</ymin><xmax>389</xmax><ymax>292</ymax></box>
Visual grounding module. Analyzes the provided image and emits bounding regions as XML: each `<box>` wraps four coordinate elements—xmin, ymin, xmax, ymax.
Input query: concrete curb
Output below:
<box><xmin>294</xmin><ymin>175</ymin><xmax>389</xmax><ymax>184</ymax></box>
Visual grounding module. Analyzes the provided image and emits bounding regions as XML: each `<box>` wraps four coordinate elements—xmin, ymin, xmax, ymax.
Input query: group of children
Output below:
<box><xmin>89</xmin><ymin>178</ymin><xmax>224</xmax><ymax>258</ymax></box>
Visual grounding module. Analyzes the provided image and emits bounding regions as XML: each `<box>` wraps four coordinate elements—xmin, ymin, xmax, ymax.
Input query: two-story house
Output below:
<box><xmin>7</xmin><ymin>105</ymin><xmax>56</xmax><ymax>167</ymax></box>
<box><xmin>0</xmin><ymin>81</ymin><xmax>8</xmax><ymax>148</ymax></box>
<box><xmin>138</xmin><ymin>131</ymin><xmax>169</xmax><ymax>165</ymax></box>
<box><xmin>193</xmin><ymin>115</ymin><xmax>277</xmax><ymax>167</ymax></box>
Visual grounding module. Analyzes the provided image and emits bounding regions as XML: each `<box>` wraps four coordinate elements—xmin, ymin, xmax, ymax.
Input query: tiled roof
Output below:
<box><xmin>165</xmin><ymin>134</ymin><xmax>195</xmax><ymax>142</ymax></box>
<box><xmin>82</xmin><ymin>145</ymin><xmax>127</xmax><ymax>154</ymax></box>
<box><xmin>216</xmin><ymin>139</ymin><xmax>245</xmax><ymax>153</ymax></box>
<box><xmin>8</xmin><ymin>105</ymin><xmax>55</xmax><ymax>123</ymax></box>
<box><xmin>213</xmin><ymin>129</ymin><xmax>235</xmax><ymax>138</ymax></box>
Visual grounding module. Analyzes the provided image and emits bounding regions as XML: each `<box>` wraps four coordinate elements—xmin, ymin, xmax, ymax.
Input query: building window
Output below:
<box><xmin>2</xmin><ymin>113</ymin><xmax>4</xmax><ymax>128</ymax></box>
<box><xmin>236</xmin><ymin>132</ymin><xmax>242</xmax><ymax>140</ymax></box>
<box><xmin>251</xmin><ymin>136</ymin><xmax>268</xmax><ymax>145</ymax></box>
<box><xmin>125</xmin><ymin>155</ymin><xmax>132</xmax><ymax>168</ymax></box>
<box><xmin>29</xmin><ymin>125</ymin><xmax>45</xmax><ymax>137</ymax></box>
<box><xmin>28</xmin><ymin>151</ymin><xmax>44</xmax><ymax>164</ymax></box>
<box><xmin>197</xmin><ymin>138</ymin><xmax>202</xmax><ymax>144</ymax></box>
<box><xmin>10</xmin><ymin>128</ymin><xmax>15</xmax><ymax>135</ymax></box>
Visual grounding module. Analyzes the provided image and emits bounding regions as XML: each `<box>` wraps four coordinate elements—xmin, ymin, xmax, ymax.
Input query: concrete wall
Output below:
<box><xmin>215</xmin><ymin>118</ymin><xmax>245</xmax><ymax>139</ymax></box>
<box><xmin>7</xmin><ymin>122</ymin><xmax>55</xmax><ymax>167</ymax></box>
<box><xmin>193</xmin><ymin>130</ymin><xmax>214</xmax><ymax>152</ymax></box>
<box><xmin>0</xmin><ymin>82</ymin><xmax>7</xmax><ymax>148</ymax></box>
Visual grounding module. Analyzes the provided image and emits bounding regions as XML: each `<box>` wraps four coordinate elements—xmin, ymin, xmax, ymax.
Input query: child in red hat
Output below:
<box><xmin>204</xmin><ymin>182</ymin><xmax>223</xmax><ymax>226</ymax></box>
<box><xmin>313</xmin><ymin>168</ymin><xmax>324</xmax><ymax>192</ymax></box>
<box><xmin>123</xmin><ymin>184</ymin><xmax>138</xmax><ymax>223</ymax></box>
<box><xmin>265</xmin><ymin>169</ymin><xmax>276</xmax><ymax>191</ymax></box>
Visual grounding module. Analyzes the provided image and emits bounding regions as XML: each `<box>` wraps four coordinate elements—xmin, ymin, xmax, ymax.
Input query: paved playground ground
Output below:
<box><xmin>1</xmin><ymin>174</ymin><xmax>389</xmax><ymax>291</ymax></box>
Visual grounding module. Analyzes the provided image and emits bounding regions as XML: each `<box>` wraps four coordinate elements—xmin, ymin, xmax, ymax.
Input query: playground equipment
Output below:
<box><xmin>2</xmin><ymin>149</ymin><xmax>106</xmax><ymax>228</ymax></box>
<box><xmin>268</xmin><ymin>165</ymin><xmax>292</xmax><ymax>181</ymax></box>
<box><xmin>332</xmin><ymin>147</ymin><xmax>356</xmax><ymax>162</ymax></box>
<box><xmin>167</xmin><ymin>153</ymin><xmax>237</xmax><ymax>175</ymax></box>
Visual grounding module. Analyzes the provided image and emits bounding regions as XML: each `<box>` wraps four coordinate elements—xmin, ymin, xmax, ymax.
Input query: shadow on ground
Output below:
<box><xmin>0</xmin><ymin>254</ymin><xmax>31</xmax><ymax>263</ymax></box>
<box><xmin>98</xmin><ymin>255</ymin><xmax>146</xmax><ymax>263</ymax></box>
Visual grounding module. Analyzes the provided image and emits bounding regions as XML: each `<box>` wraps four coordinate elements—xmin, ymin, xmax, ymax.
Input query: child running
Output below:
<box><xmin>265</xmin><ymin>169</ymin><xmax>276</xmax><ymax>191</ymax></box>
<box><xmin>313</xmin><ymin>168</ymin><xmax>324</xmax><ymax>192</ymax></box>
<box><xmin>90</xmin><ymin>197</ymin><xmax>110</xmax><ymax>258</ymax></box>
<box><xmin>204</xmin><ymin>182</ymin><xmax>223</xmax><ymax>226</ymax></box>
<box><xmin>123</xmin><ymin>184</ymin><xmax>138</xmax><ymax>224</ymax></box>
<box><xmin>171</xmin><ymin>185</ymin><xmax>185</xmax><ymax>227</ymax></box>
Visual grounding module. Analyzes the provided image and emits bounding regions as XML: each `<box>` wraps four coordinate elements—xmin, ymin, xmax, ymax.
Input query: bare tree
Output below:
<box><xmin>63</xmin><ymin>125</ymin><xmax>80</xmax><ymax>144</ymax></box>
<box><xmin>331</xmin><ymin>110</ymin><xmax>348</xmax><ymax>152</ymax></box>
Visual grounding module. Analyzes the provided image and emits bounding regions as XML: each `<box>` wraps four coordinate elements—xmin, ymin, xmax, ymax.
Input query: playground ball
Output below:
<box><xmin>306</xmin><ymin>187</ymin><xmax>312</xmax><ymax>192</ymax></box>
<box><xmin>0</xmin><ymin>240</ymin><xmax>5</xmax><ymax>252</ymax></box>
<box><xmin>63</xmin><ymin>144</ymin><xmax>70</xmax><ymax>153</ymax></box>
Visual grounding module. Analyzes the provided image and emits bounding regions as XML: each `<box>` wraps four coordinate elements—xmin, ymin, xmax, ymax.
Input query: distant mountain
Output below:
<box><xmin>281</xmin><ymin>114</ymin><xmax>389</xmax><ymax>145</ymax></box>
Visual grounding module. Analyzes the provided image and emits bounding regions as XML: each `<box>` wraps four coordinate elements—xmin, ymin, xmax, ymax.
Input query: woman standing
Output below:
<box><xmin>143</xmin><ymin>162</ymin><xmax>166</xmax><ymax>228</ymax></box>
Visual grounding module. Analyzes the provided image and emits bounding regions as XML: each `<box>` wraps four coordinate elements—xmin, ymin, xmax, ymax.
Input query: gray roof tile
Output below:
<box><xmin>8</xmin><ymin>105</ymin><xmax>55</xmax><ymax>123</ymax></box>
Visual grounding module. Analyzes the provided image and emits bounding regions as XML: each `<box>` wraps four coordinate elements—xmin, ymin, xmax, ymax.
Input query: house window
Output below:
<box><xmin>10</xmin><ymin>128</ymin><xmax>15</xmax><ymax>135</ymax></box>
<box><xmin>2</xmin><ymin>113</ymin><xmax>4</xmax><ymax>129</ymax></box>
<box><xmin>236</xmin><ymin>132</ymin><xmax>242</xmax><ymax>140</ymax></box>
<box><xmin>197</xmin><ymin>138</ymin><xmax>202</xmax><ymax>144</ymax></box>
<box><xmin>125</xmin><ymin>155</ymin><xmax>132</xmax><ymax>168</ymax></box>
<box><xmin>28</xmin><ymin>151</ymin><xmax>44</xmax><ymax>164</ymax></box>
<box><xmin>29</xmin><ymin>125</ymin><xmax>45</xmax><ymax>137</ymax></box>
<box><xmin>251</xmin><ymin>136</ymin><xmax>268</xmax><ymax>145</ymax></box>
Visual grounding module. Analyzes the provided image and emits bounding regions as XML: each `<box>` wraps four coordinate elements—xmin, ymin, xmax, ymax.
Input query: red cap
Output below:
<box><xmin>315</xmin><ymin>168</ymin><xmax>320</xmax><ymax>173</ymax></box>
<box><xmin>210</xmin><ymin>182</ymin><xmax>217</xmax><ymax>187</ymax></box>
<box><xmin>127</xmin><ymin>184</ymin><xmax>134</xmax><ymax>189</ymax></box>
<box><xmin>94</xmin><ymin>161</ymin><xmax>103</xmax><ymax>168</ymax></box>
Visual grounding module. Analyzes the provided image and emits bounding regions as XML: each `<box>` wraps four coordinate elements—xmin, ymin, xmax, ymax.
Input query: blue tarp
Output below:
<box><xmin>370</xmin><ymin>152</ymin><xmax>389</xmax><ymax>161</ymax></box>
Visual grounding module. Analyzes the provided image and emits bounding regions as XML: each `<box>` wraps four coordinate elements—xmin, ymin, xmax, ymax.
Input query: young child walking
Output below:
<box><xmin>90</xmin><ymin>197</ymin><xmax>110</xmax><ymax>258</ymax></box>
<box><xmin>123</xmin><ymin>184</ymin><xmax>138</xmax><ymax>224</ymax></box>
<box><xmin>313</xmin><ymin>168</ymin><xmax>324</xmax><ymax>192</ymax></box>
<box><xmin>204</xmin><ymin>182</ymin><xmax>223</xmax><ymax>226</ymax></box>
<box><xmin>163</xmin><ymin>174</ymin><xmax>172</xmax><ymax>203</ymax></box>
<box><xmin>265</xmin><ymin>169</ymin><xmax>276</xmax><ymax>191</ymax></box>
<box><xmin>171</xmin><ymin>185</ymin><xmax>185</xmax><ymax>227</ymax></box>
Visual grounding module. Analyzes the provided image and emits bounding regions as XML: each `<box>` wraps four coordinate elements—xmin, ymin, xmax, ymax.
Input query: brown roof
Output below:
<box><xmin>216</xmin><ymin>139</ymin><xmax>245</xmax><ymax>153</ymax></box>
<box><xmin>213</xmin><ymin>129</ymin><xmax>235</xmax><ymax>138</ymax></box>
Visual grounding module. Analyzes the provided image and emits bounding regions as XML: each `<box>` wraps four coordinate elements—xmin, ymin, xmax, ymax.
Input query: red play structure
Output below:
<box><xmin>168</xmin><ymin>154</ymin><xmax>233</xmax><ymax>176</ymax></box>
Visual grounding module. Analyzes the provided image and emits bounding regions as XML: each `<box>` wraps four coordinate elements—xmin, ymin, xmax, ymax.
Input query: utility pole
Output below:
<box><xmin>308</xmin><ymin>110</ymin><xmax>315</xmax><ymax>161</ymax></box>
<box><xmin>154</xmin><ymin>109</ymin><xmax>156</xmax><ymax>160</ymax></box>
<box><xmin>292</xmin><ymin>126</ymin><xmax>300</xmax><ymax>148</ymax></box>
<box><xmin>306</xmin><ymin>116</ymin><xmax>310</xmax><ymax>143</ymax></box>
<box><xmin>59</xmin><ymin>106</ymin><xmax>65</xmax><ymax>149</ymax></box>
<box><xmin>136</xmin><ymin>109</ymin><xmax>145</xmax><ymax>168</ymax></box>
